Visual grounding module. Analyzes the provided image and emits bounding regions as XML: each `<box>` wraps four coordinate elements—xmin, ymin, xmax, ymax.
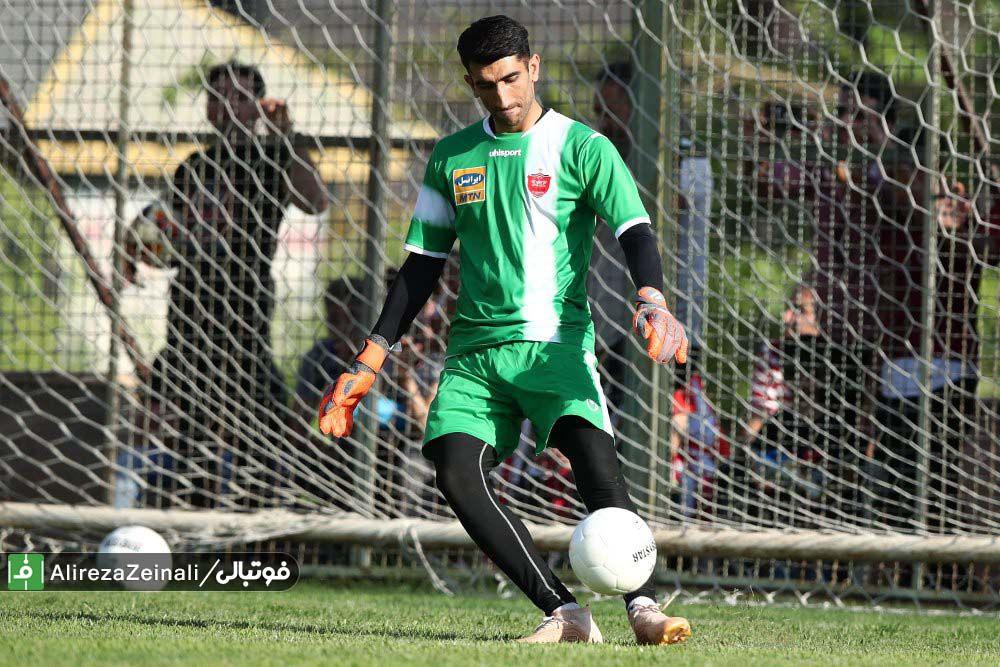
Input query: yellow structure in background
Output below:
<box><xmin>24</xmin><ymin>0</ymin><xmax>433</xmax><ymax>184</ymax></box>
<box><xmin>32</xmin><ymin>138</ymin><xmax>417</xmax><ymax>186</ymax></box>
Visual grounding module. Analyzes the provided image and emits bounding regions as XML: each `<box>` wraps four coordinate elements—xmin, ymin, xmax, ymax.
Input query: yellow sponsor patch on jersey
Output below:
<box><xmin>452</xmin><ymin>166</ymin><xmax>486</xmax><ymax>205</ymax></box>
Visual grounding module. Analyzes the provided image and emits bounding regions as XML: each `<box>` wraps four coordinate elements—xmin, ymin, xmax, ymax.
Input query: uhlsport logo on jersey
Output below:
<box><xmin>453</xmin><ymin>167</ymin><xmax>486</xmax><ymax>205</ymax></box>
<box><xmin>527</xmin><ymin>171</ymin><xmax>551</xmax><ymax>197</ymax></box>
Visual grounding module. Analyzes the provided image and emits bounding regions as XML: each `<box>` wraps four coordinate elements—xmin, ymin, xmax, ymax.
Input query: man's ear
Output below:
<box><xmin>528</xmin><ymin>53</ymin><xmax>540</xmax><ymax>83</ymax></box>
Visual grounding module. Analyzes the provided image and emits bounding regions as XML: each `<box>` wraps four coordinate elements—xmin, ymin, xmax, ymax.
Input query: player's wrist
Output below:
<box><xmin>635</xmin><ymin>286</ymin><xmax>667</xmax><ymax>308</ymax></box>
<box><xmin>353</xmin><ymin>335</ymin><xmax>391</xmax><ymax>374</ymax></box>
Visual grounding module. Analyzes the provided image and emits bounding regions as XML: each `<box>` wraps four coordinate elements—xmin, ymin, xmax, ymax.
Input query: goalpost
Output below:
<box><xmin>2</xmin><ymin>0</ymin><xmax>1000</xmax><ymax>606</ymax></box>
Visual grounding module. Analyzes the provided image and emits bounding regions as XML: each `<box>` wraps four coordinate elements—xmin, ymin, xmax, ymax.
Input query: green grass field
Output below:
<box><xmin>2</xmin><ymin>581</ymin><xmax>998</xmax><ymax>666</ymax></box>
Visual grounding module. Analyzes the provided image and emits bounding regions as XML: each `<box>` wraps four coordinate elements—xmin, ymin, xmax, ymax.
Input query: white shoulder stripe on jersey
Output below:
<box><xmin>403</xmin><ymin>243</ymin><xmax>450</xmax><ymax>259</ymax></box>
<box><xmin>613</xmin><ymin>216</ymin><xmax>651</xmax><ymax>239</ymax></box>
<box><xmin>412</xmin><ymin>183</ymin><xmax>455</xmax><ymax>228</ymax></box>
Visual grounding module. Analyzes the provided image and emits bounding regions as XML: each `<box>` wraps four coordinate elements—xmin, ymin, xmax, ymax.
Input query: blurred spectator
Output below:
<box><xmin>869</xmin><ymin>128</ymin><xmax>998</xmax><ymax>532</ymax></box>
<box><xmin>743</xmin><ymin>285</ymin><xmax>836</xmax><ymax>526</ymax></box>
<box><xmin>750</xmin><ymin>72</ymin><xmax>894</xmax><ymax>515</ymax></box>
<box><xmin>588</xmin><ymin>220</ymin><xmax>630</xmax><ymax>413</ymax></box>
<box><xmin>294</xmin><ymin>278</ymin><xmax>363</xmax><ymax>418</ymax></box>
<box><xmin>745</xmin><ymin>285</ymin><xmax>820</xmax><ymax>440</ymax></box>
<box><xmin>536</xmin><ymin>448</ymin><xmax>577</xmax><ymax>521</ymax></box>
<box><xmin>377</xmin><ymin>269</ymin><xmax>454</xmax><ymax>516</ymax></box>
<box><xmin>130</xmin><ymin>61</ymin><xmax>328</xmax><ymax>509</ymax></box>
<box><xmin>671</xmin><ymin>373</ymin><xmax>728</xmax><ymax>520</ymax></box>
<box><xmin>593</xmin><ymin>62</ymin><xmax>712</xmax><ymax>351</ymax></box>
<box><xmin>286</xmin><ymin>278</ymin><xmax>363</xmax><ymax>510</ymax></box>
<box><xmin>408</xmin><ymin>278</ymin><xmax>451</xmax><ymax>359</ymax></box>
<box><xmin>294</xmin><ymin>270</ymin><xmax>437</xmax><ymax>513</ymax></box>
<box><xmin>752</xmin><ymin>74</ymin><xmax>885</xmax><ymax>346</ymax></box>
<box><xmin>403</xmin><ymin>284</ymin><xmax>451</xmax><ymax>431</ymax></box>
<box><xmin>499</xmin><ymin>431</ymin><xmax>578</xmax><ymax>523</ymax></box>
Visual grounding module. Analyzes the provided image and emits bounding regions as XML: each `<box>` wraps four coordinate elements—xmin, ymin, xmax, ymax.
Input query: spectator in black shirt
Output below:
<box><xmin>132</xmin><ymin>61</ymin><xmax>328</xmax><ymax>509</ymax></box>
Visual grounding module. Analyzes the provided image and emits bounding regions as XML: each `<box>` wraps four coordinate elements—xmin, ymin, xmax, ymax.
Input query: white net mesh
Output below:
<box><xmin>2</xmin><ymin>0</ymin><xmax>1000</xmax><ymax>607</ymax></box>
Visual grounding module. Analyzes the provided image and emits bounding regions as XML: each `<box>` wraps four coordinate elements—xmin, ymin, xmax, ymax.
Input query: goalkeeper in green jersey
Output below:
<box><xmin>318</xmin><ymin>15</ymin><xmax>690</xmax><ymax>645</ymax></box>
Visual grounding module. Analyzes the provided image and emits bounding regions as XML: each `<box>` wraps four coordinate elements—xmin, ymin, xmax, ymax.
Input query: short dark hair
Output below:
<box><xmin>206</xmin><ymin>61</ymin><xmax>266</xmax><ymax>99</ymax></box>
<box><xmin>843</xmin><ymin>70</ymin><xmax>895</xmax><ymax>123</ymax></box>
<box><xmin>597</xmin><ymin>61</ymin><xmax>632</xmax><ymax>87</ymax></box>
<box><xmin>457</xmin><ymin>15</ymin><xmax>530</xmax><ymax>70</ymax></box>
<box><xmin>323</xmin><ymin>278</ymin><xmax>361</xmax><ymax>324</ymax></box>
<box><xmin>895</xmin><ymin>124</ymin><xmax>926</xmax><ymax>156</ymax></box>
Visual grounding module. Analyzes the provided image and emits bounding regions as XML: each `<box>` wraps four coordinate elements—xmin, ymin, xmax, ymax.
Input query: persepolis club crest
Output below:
<box><xmin>527</xmin><ymin>171</ymin><xmax>551</xmax><ymax>197</ymax></box>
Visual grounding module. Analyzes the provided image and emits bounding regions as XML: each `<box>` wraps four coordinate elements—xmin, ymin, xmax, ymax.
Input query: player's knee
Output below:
<box><xmin>551</xmin><ymin>416</ymin><xmax>631</xmax><ymax>507</ymax></box>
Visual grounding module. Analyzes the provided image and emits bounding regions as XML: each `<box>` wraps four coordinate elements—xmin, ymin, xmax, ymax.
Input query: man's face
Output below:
<box><xmin>784</xmin><ymin>287</ymin><xmax>819</xmax><ymax>337</ymax></box>
<box><xmin>464</xmin><ymin>54</ymin><xmax>540</xmax><ymax>132</ymax></box>
<box><xmin>593</xmin><ymin>80</ymin><xmax>633</xmax><ymax>158</ymax></box>
<box><xmin>837</xmin><ymin>90</ymin><xmax>886</xmax><ymax>146</ymax></box>
<box><xmin>206</xmin><ymin>72</ymin><xmax>261</xmax><ymax>134</ymax></box>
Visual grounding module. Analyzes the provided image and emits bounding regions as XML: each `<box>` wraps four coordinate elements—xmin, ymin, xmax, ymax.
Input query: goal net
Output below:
<box><xmin>2</xmin><ymin>0</ymin><xmax>1000</xmax><ymax>607</ymax></box>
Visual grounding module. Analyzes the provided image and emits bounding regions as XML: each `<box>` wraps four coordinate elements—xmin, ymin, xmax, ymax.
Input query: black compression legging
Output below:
<box><xmin>423</xmin><ymin>416</ymin><xmax>656</xmax><ymax>614</ymax></box>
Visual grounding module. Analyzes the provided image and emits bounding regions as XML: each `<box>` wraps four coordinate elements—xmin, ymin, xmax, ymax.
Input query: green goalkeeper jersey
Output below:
<box><xmin>404</xmin><ymin>109</ymin><xmax>650</xmax><ymax>357</ymax></box>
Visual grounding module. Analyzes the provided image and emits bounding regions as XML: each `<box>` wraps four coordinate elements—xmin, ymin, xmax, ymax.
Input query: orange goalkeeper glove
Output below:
<box><xmin>318</xmin><ymin>336</ymin><xmax>390</xmax><ymax>437</ymax></box>
<box><xmin>632</xmin><ymin>286</ymin><xmax>689</xmax><ymax>365</ymax></box>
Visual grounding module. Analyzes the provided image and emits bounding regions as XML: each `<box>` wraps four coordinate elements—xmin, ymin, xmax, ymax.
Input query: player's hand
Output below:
<box><xmin>260</xmin><ymin>98</ymin><xmax>293</xmax><ymax>135</ymax></box>
<box><xmin>317</xmin><ymin>336</ymin><xmax>390</xmax><ymax>437</ymax></box>
<box><xmin>632</xmin><ymin>287</ymin><xmax>688</xmax><ymax>365</ymax></box>
<box><xmin>121</xmin><ymin>236</ymin><xmax>141</xmax><ymax>286</ymax></box>
<box><xmin>937</xmin><ymin>181</ymin><xmax>970</xmax><ymax>231</ymax></box>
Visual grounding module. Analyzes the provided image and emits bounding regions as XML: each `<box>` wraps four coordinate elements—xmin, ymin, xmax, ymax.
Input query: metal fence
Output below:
<box><xmin>1</xmin><ymin>0</ymin><xmax>1000</xmax><ymax>607</ymax></box>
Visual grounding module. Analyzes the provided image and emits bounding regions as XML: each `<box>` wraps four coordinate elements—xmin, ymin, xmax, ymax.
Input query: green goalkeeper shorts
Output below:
<box><xmin>423</xmin><ymin>341</ymin><xmax>613</xmax><ymax>460</ymax></box>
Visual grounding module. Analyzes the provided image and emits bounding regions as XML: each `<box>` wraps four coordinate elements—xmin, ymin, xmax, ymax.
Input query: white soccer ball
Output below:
<box><xmin>97</xmin><ymin>525</ymin><xmax>172</xmax><ymax>591</ymax></box>
<box><xmin>569</xmin><ymin>508</ymin><xmax>657</xmax><ymax>595</ymax></box>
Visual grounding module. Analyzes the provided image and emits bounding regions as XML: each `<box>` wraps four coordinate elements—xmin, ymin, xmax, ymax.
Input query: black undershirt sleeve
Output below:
<box><xmin>370</xmin><ymin>251</ymin><xmax>448</xmax><ymax>345</ymax></box>
<box><xmin>616</xmin><ymin>222</ymin><xmax>664</xmax><ymax>293</ymax></box>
